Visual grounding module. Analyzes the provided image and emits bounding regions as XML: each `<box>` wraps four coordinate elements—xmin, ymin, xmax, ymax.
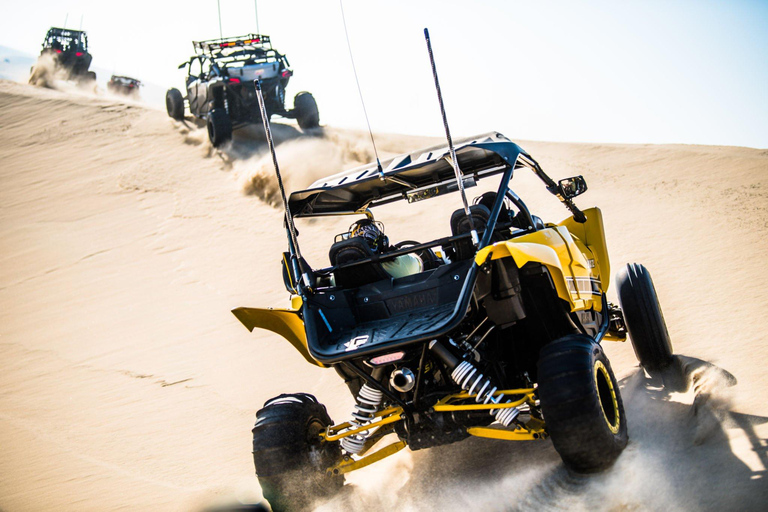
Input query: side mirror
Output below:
<box><xmin>558</xmin><ymin>176</ymin><xmax>587</xmax><ymax>199</ymax></box>
<box><xmin>178</xmin><ymin>61</ymin><xmax>188</xmax><ymax>69</ymax></box>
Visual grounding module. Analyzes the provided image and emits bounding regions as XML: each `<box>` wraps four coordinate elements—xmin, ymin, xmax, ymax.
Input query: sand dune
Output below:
<box><xmin>1</xmin><ymin>80</ymin><xmax>766</xmax><ymax>511</ymax></box>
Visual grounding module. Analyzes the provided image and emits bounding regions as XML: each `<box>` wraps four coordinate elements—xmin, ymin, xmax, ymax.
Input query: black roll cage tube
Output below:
<box><xmin>294</xmin><ymin>151</ymin><xmax>586</xmax><ymax>296</ymax></box>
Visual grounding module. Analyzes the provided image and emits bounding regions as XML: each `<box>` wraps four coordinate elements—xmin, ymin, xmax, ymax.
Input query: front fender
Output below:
<box><xmin>232</xmin><ymin>305</ymin><xmax>325</xmax><ymax>368</ymax></box>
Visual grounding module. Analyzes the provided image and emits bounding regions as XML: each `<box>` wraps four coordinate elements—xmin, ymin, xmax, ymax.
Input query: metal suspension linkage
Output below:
<box><xmin>429</xmin><ymin>340</ymin><xmax>520</xmax><ymax>426</ymax></box>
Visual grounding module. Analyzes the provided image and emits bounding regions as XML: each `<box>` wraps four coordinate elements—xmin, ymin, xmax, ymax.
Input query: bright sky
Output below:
<box><xmin>2</xmin><ymin>1</ymin><xmax>767</xmax><ymax>148</ymax></box>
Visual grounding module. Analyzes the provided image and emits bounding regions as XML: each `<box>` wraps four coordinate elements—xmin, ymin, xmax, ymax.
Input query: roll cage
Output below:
<box><xmin>191</xmin><ymin>34</ymin><xmax>289</xmax><ymax>72</ymax></box>
<box><xmin>288</xmin><ymin>132</ymin><xmax>585</xmax><ymax>275</ymax></box>
<box><xmin>43</xmin><ymin>27</ymin><xmax>88</xmax><ymax>52</ymax></box>
<box><xmin>282</xmin><ymin>133</ymin><xmax>588</xmax><ymax>362</ymax></box>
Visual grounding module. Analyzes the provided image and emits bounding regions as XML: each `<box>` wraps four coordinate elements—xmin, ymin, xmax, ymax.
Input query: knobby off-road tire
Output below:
<box><xmin>252</xmin><ymin>393</ymin><xmax>343</xmax><ymax>512</ymax></box>
<box><xmin>293</xmin><ymin>92</ymin><xmax>319</xmax><ymax>130</ymax></box>
<box><xmin>616</xmin><ymin>263</ymin><xmax>674</xmax><ymax>374</ymax></box>
<box><xmin>165</xmin><ymin>88</ymin><xmax>184</xmax><ymax>120</ymax></box>
<box><xmin>207</xmin><ymin>108</ymin><xmax>232</xmax><ymax>147</ymax></box>
<box><xmin>538</xmin><ymin>334</ymin><xmax>628</xmax><ymax>473</ymax></box>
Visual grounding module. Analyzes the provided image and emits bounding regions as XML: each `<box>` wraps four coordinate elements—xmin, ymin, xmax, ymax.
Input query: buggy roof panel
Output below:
<box><xmin>288</xmin><ymin>132</ymin><xmax>527</xmax><ymax>217</ymax></box>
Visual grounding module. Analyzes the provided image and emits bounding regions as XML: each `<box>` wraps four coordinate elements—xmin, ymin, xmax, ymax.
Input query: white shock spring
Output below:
<box><xmin>452</xmin><ymin>360</ymin><xmax>520</xmax><ymax>426</ymax></box>
<box><xmin>340</xmin><ymin>383</ymin><xmax>384</xmax><ymax>454</ymax></box>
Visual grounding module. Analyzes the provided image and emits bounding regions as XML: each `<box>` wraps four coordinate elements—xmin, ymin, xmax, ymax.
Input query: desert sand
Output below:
<box><xmin>1</xmin><ymin>79</ymin><xmax>766</xmax><ymax>511</ymax></box>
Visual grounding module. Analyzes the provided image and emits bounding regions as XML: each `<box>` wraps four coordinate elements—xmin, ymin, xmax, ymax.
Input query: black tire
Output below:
<box><xmin>165</xmin><ymin>88</ymin><xmax>184</xmax><ymax>120</ymax></box>
<box><xmin>616</xmin><ymin>263</ymin><xmax>674</xmax><ymax>374</ymax></box>
<box><xmin>538</xmin><ymin>334</ymin><xmax>628</xmax><ymax>473</ymax></box>
<box><xmin>207</xmin><ymin>108</ymin><xmax>232</xmax><ymax>147</ymax></box>
<box><xmin>252</xmin><ymin>393</ymin><xmax>343</xmax><ymax>512</ymax></box>
<box><xmin>86</xmin><ymin>71</ymin><xmax>97</xmax><ymax>82</ymax></box>
<box><xmin>293</xmin><ymin>92</ymin><xmax>319</xmax><ymax>130</ymax></box>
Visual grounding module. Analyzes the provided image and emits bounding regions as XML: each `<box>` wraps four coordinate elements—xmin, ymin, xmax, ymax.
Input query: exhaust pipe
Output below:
<box><xmin>390</xmin><ymin>367</ymin><xmax>416</xmax><ymax>393</ymax></box>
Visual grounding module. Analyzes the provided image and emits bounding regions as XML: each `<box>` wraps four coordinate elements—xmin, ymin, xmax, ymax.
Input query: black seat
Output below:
<box><xmin>329</xmin><ymin>237</ymin><xmax>391</xmax><ymax>288</ymax></box>
<box><xmin>450</xmin><ymin>204</ymin><xmax>491</xmax><ymax>260</ymax></box>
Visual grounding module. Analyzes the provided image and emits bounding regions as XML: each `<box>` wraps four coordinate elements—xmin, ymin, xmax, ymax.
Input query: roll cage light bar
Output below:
<box><xmin>193</xmin><ymin>34</ymin><xmax>272</xmax><ymax>55</ymax></box>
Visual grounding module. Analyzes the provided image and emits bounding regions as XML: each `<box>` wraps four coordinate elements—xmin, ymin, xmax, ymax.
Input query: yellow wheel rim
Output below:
<box><xmin>594</xmin><ymin>360</ymin><xmax>620</xmax><ymax>434</ymax></box>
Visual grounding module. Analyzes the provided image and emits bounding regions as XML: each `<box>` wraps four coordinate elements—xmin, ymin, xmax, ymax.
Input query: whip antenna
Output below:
<box><xmin>424</xmin><ymin>28</ymin><xmax>478</xmax><ymax>246</ymax></box>
<box><xmin>254</xmin><ymin>0</ymin><xmax>260</xmax><ymax>35</ymax></box>
<box><xmin>340</xmin><ymin>0</ymin><xmax>384</xmax><ymax>179</ymax></box>
<box><xmin>255</xmin><ymin>79</ymin><xmax>311</xmax><ymax>291</ymax></box>
<box><xmin>217</xmin><ymin>0</ymin><xmax>223</xmax><ymax>39</ymax></box>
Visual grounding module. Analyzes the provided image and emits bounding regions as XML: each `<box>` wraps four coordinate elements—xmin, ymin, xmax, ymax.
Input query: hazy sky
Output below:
<box><xmin>2</xmin><ymin>1</ymin><xmax>767</xmax><ymax>148</ymax></box>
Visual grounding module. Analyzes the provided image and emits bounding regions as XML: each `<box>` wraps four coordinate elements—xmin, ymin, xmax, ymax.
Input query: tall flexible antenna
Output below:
<box><xmin>254</xmin><ymin>80</ymin><xmax>310</xmax><ymax>290</ymax></box>
<box><xmin>63</xmin><ymin>13</ymin><xmax>69</xmax><ymax>28</ymax></box>
<box><xmin>339</xmin><ymin>0</ymin><xmax>384</xmax><ymax>179</ymax></box>
<box><xmin>254</xmin><ymin>0</ymin><xmax>260</xmax><ymax>35</ymax></box>
<box><xmin>424</xmin><ymin>28</ymin><xmax>477</xmax><ymax>246</ymax></box>
<box><xmin>217</xmin><ymin>0</ymin><xmax>223</xmax><ymax>39</ymax></box>
<box><xmin>79</xmin><ymin>15</ymin><xmax>83</xmax><ymax>31</ymax></box>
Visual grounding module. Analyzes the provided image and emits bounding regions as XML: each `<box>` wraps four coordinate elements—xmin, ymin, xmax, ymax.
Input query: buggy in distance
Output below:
<box><xmin>166</xmin><ymin>34</ymin><xmax>320</xmax><ymax>147</ymax></box>
<box><xmin>29</xmin><ymin>27</ymin><xmax>96</xmax><ymax>84</ymax></box>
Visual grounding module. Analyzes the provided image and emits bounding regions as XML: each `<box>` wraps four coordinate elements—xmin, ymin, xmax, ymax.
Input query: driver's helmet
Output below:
<box><xmin>350</xmin><ymin>219</ymin><xmax>389</xmax><ymax>252</ymax></box>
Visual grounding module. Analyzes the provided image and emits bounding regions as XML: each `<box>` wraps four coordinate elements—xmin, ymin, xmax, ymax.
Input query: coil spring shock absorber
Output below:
<box><xmin>429</xmin><ymin>340</ymin><xmax>520</xmax><ymax>426</ymax></box>
<box><xmin>340</xmin><ymin>368</ymin><xmax>385</xmax><ymax>454</ymax></box>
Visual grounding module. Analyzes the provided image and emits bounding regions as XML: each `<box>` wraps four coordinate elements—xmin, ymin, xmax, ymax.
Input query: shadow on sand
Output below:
<box><xmin>343</xmin><ymin>355</ymin><xmax>768</xmax><ymax>511</ymax></box>
<box><xmin>207</xmin><ymin>355</ymin><xmax>767</xmax><ymax>511</ymax></box>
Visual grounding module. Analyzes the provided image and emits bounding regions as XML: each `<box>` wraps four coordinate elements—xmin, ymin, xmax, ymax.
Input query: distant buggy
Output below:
<box><xmin>166</xmin><ymin>34</ymin><xmax>320</xmax><ymax>146</ymax></box>
<box><xmin>30</xmin><ymin>27</ymin><xmax>96</xmax><ymax>83</ymax></box>
<box><xmin>107</xmin><ymin>75</ymin><xmax>141</xmax><ymax>96</ymax></box>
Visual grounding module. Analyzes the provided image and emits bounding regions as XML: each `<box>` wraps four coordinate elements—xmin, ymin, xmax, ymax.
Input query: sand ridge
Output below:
<box><xmin>1</xmin><ymin>80</ymin><xmax>766</xmax><ymax>510</ymax></box>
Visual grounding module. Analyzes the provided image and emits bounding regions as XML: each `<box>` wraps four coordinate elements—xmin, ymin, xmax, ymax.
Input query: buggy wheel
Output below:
<box><xmin>252</xmin><ymin>393</ymin><xmax>343</xmax><ymax>512</ymax></box>
<box><xmin>207</xmin><ymin>108</ymin><xmax>232</xmax><ymax>147</ymax></box>
<box><xmin>538</xmin><ymin>334</ymin><xmax>628</xmax><ymax>473</ymax></box>
<box><xmin>293</xmin><ymin>92</ymin><xmax>319</xmax><ymax>130</ymax></box>
<box><xmin>86</xmin><ymin>71</ymin><xmax>97</xmax><ymax>82</ymax></box>
<box><xmin>165</xmin><ymin>88</ymin><xmax>184</xmax><ymax>120</ymax></box>
<box><xmin>616</xmin><ymin>263</ymin><xmax>674</xmax><ymax>374</ymax></box>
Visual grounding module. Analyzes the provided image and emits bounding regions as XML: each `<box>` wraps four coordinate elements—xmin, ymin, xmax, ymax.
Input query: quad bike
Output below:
<box><xmin>233</xmin><ymin>129</ymin><xmax>675</xmax><ymax>510</ymax></box>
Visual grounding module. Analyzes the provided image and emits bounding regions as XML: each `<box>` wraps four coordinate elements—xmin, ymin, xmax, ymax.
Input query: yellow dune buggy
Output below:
<box><xmin>234</xmin><ymin>132</ymin><xmax>674</xmax><ymax>510</ymax></box>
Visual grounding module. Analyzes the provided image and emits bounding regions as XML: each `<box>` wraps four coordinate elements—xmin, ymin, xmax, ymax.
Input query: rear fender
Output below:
<box><xmin>232</xmin><ymin>299</ymin><xmax>325</xmax><ymax>368</ymax></box>
<box><xmin>475</xmin><ymin>233</ymin><xmax>575</xmax><ymax>309</ymax></box>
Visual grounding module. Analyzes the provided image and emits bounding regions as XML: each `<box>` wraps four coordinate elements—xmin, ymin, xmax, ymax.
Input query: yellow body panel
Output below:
<box><xmin>559</xmin><ymin>207</ymin><xmax>611</xmax><ymax>291</ymax></box>
<box><xmin>231</xmin><ymin>303</ymin><xmax>325</xmax><ymax>368</ymax></box>
<box><xmin>475</xmin><ymin>208</ymin><xmax>609</xmax><ymax>313</ymax></box>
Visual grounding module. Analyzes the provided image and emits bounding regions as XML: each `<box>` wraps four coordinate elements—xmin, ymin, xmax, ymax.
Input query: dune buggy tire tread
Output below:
<box><xmin>537</xmin><ymin>334</ymin><xmax>628</xmax><ymax>473</ymax></box>
<box><xmin>293</xmin><ymin>92</ymin><xmax>319</xmax><ymax>130</ymax></box>
<box><xmin>207</xmin><ymin>108</ymin><xmax>232</xmax><ymax>147</ymax></box>
<box><xmin>616</xmin><ymin>263</ymin><xmax>674</xmax><ymax>373</ymax></box>
<box><xmin>165</xmin><ymin>88</ymin><xmax>184</xmax><ymax>121</ymax></box>
<box><xmin>252</xmin><ymin>393</ymin><xmax>343</xmax><ymax>512</ymax></box>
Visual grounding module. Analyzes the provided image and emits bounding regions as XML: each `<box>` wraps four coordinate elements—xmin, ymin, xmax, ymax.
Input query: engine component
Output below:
<box><xmin>429</xmin><ymin>340</ymin><xmax>520</xmax><ymax>427</ymax></box>
<box><xmin>389</xmin><ymin>367</ymin><xmax>416</xmax><ymax>392</ymax></box>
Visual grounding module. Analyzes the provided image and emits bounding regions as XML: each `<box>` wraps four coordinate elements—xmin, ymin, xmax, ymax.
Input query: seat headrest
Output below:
<box><xmin>450</xmin><ymin>204</ymin><xmax>491</xmax><ymax>236</ymax></box>
<box><xmin>329</xmin><ymin>236</ymin><xmax>375</xmax><ymax>266</ymax></box>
